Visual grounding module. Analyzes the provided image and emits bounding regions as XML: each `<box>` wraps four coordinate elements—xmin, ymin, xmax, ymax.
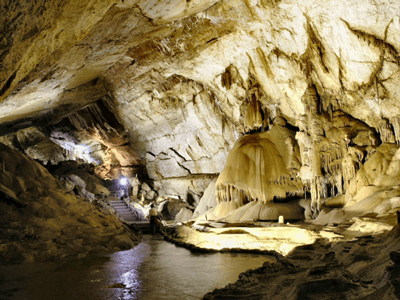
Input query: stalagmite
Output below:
<box><xmin>174</xmin><ymin>207</ymin><xmax>193</xmax><ymax>224</ymax></box>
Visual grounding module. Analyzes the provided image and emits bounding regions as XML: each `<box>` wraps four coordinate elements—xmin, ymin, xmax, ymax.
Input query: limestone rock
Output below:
<box><xmin>204</xmin><ymin>227</ymin><xmax>400</xmax><ymax>300</ymax></box>
<box><xmin>141</xmin><ymin>182</ymin><xmax>152</xmax><ymax>193</ymax></box>
<box><xmin>174</xmin><ymin>207</ymin><xmax>193</xmax><ymax>224</ymax></box>
<box><xmin>193</xmin><ymin>180</ymin><xmax>217</xmax><ymax>219</ymax></box>
<box><xmin>1</xmin><ymin>0</ymin><xmax>400</xmax><ymax>234</ymax></box>
<box><xmin>58</xmin><ymin>178</ymin><xmax>75</xmax><ymax>193</ymax></box>
<box><xmin>0</xmin><ymin>143</ymin><xmax>139</xmax><ymax>265</ymax></box>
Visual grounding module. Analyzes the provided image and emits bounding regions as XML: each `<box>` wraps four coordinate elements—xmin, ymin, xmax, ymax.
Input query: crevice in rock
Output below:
<box><xmin>177</xmin><ymin>162</ymin><xmax>193</xmax><ymax>175</ymax></box>
<box><xmin>303</xmin><ymin>16</ymin><xmax>330</xmax><ymax>75</ymax></box>
<box><xmin>0</xmin><ymin>70</ymin><xmax>16</xmax><ymax>97</ymax></box>
<box><xmin>146</xmin><ymin>151</ymin><xmax>156</xmax><ymax>158</ymax></box>
<box><xmin>169</xmin><ymin>148</ymin><xmax>187</xmax><ymax>162</ymax></box>
<box><xmin>134</xmin><ymin>4</ymin><xmax>155</xmax><ymax>26</ymax></box>
<box><xmin>341</xmin><ymin>18</ymin><xmax>400</xmax><ymax>63</ymax></box>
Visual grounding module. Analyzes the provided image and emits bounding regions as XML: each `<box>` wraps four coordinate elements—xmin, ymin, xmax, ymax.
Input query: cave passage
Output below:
<box><xmin>0</xmin><ymin>235</ymin><xmax>273</xmax><ymax>300</ymax></box>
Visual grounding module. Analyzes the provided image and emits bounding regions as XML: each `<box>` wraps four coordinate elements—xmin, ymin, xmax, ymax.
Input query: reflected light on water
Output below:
<box><xmin>118</xmin><ymin>269</ymin><xmax>141</xmax><ymax>299</ymax></box>
<box><xmin>0</xmin><ymin>235</ymin><xmax>273</xmax><ymax>300</ymax></box>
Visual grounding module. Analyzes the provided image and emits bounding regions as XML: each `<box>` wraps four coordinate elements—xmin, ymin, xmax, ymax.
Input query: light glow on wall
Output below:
<box><xmin>120</xmin><ymin>177</ymin><xmax>128</xmax><ymax>186</ymax></box>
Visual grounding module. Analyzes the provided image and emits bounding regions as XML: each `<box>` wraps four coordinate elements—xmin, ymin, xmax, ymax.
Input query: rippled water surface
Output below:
<box><xmin>0</xmin><ymin>235</ymin><xmax>273</xmax><ymax>300</ymax></box>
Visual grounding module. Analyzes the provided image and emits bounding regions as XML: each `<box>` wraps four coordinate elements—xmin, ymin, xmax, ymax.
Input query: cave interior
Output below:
<box><xmin>2</xmin><ymin>0</ymin><xmax>400</xmax><ymax>299</ymax></box>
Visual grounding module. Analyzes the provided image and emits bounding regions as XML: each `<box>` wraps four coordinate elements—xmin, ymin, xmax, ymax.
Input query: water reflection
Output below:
<box><xmin>0</xmin><ymin>235</ymin><xmax>273</xmax><ymax>300</ymax></box>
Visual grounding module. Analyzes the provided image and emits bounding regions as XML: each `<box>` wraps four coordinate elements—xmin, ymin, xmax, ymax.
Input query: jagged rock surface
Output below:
<box><xmin>0</xmin><ymin>144</ymin><xmax>139</xmax><ymax>265</ymax></box>
<box><xmin>2</xmin><ymin>0</ymin><xmax>400</xmax><ymax>202</ymax></box>
<box><xmin>204</xmin><ymin>226</ymin><xmax>400</xmax><ymax>300</ymax></box>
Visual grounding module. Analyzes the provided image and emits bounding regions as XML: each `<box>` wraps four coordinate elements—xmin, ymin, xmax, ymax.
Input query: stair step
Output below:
<box><xmin>130</xmin><ymin>222</ymin><xmax>150</xmax><ymax>226</ymax></box>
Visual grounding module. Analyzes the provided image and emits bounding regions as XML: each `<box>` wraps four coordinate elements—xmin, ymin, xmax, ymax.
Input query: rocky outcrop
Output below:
<box><xmin>0</xmin><ymin>143</ymin><xmax>139</xmax><ymax>265</ymax></box>
<box><xmin>204</xmin><ymin>226</ymin><xmax>400</xmax><ymax>300</ymax></box>
<box><xmin>1</xmin><ymin>1</ymin><xmax>400</xmax><ymax>223</ymax></box>
<box><xmin>0</xmin><ymin>99</ymin><xmax>140</xmax><ymax>180</ymax></box>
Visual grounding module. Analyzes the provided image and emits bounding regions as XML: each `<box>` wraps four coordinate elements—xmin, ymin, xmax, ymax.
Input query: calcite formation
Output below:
<box><xmin>216</xmin><ymin>132</ymin><xmax>292</xmax><ymax>204</ymax></box>
<box><xmin>3</xmin><ymin>2</ymin><xmax>400</xmax><ymax>299</ymax></box>
<box><xmin>204</xmin><ymin>226</ymin><xmax>400</xmax><ymax>300</ymax></box>
<box><xmin>1</xmin><ymin>1</ymin><xmax>400</xmax><ymax>223</ymax></box>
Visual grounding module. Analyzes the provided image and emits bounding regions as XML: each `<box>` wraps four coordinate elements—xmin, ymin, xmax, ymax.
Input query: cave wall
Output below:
<box><xmin>1</xmin><ymin>0</ymin><xmax>400</xmax><ymax>203</ymax></box>
<box><xmin>0</xmin><ymin>99</ymin><xmax>141</xmax><ymax>180</ymax></box>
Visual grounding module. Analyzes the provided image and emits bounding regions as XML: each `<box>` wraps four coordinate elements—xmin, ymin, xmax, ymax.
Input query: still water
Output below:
<box><xmin>0</xmin><ymin>235</ymin><xmax>273</xmax><ymax>300</ymax></box>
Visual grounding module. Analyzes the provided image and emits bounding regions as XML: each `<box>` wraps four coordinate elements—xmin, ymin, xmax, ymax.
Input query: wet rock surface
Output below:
<box><xmin>203</xmin><ymin>226</ymin><xmax>400</xmax><ymax>300</ymax></box>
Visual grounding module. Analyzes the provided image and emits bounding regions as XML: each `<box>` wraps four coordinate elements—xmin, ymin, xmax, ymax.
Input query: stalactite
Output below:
<box><xmin>391</xmin><ymin>117</ymin><xmax>400</xmax><ymax>145</ymax></box>
<box><xmin>320</xmin><ymin>176</ymin><xmax>328</xmax><ymax>198</ymax></box>
<box><xmin>221</xmin><ymin>65</ymin><xmax>244</xmax><ymax>90</ymax></box>
<box><xmin>216</xmin><ymin>132</ymin><xmax>302</xmax><ymax>204</ymax></box>
<box><xmin>262</xmin><ymin>107</ymin><xmax>270</xmax><ymax>130</ymax></box>
<box><xmin>335</xmin><ymin>173</ymin><xmax>343</xmax><ymax>195</ymax></box>
<box><xmin>378</xmin><ymin>118</ymin><xmax>396</xmax><ymax>143</ymax></box>
<box><xmin>342</xmin><ymin>154</ymin><xmax>357</xmax><ymax>190</ymax></box>
<box><xmin>244</xmin><ymin>99</ymin><xmax>263</xmax><ymax>133</ymax></box>
<box><xmin>320</xmin><ymin>143</ymin><xmax>346</xmax><ymax>175</ymax></box>
<box><xmin>365</xmin><ymin>145</ymin><xmax>377</xmax><ymax>162</ymax></box>
<box><xmin>308</xmin><ymin>177</ymin><xmax>321</xmax><ymax>218</ymax></box>
<box><xmin>68</xmin><ymin>113</ymin><xmax>89</xmax><ymax>131</ymax></box>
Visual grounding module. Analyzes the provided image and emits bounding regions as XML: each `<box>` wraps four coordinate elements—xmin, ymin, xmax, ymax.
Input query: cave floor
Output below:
<box><xmin>169</xmin><ymin>213</ymin><xmax>398</xmax><ymax>256</ymax></box>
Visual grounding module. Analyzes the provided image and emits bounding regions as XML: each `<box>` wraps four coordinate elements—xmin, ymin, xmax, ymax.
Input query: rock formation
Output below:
<box><xmin>0</xmin><ymin>144</ymin><xmax>139</xmax><ymax>265</ymax></box>
<box><xmin>204</xmin><ymin>225</ymin><xmax>400</xmax><ymax>300</ymax></box>
<box><xmin>2</xmin><ymin>3</ymin><xmax>400</xmax><ymax>298</ymax></box>
<box><xmin>1</xmin><ymin>0</ymin><xmax>398</xmax><ymax>204</ymax></box>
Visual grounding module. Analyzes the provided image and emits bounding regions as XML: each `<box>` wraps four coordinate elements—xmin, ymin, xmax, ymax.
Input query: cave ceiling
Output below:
<box><xmin>1</xmin><ymin>0</ymin><xmax>400</xmax><ymax>195</ymax></box>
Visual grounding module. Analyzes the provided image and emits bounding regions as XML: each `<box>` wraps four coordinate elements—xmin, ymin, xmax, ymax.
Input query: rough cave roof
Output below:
<box><xmin>1</xmin><ymin>0</ymin><xmax>400</xmax><ymax>183</ymax></box>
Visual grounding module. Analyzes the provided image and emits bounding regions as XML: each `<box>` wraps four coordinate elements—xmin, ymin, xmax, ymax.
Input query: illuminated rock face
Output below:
<box><xmin>1</xmin><ymin>1</ymin><xmax>400</xmax><ymax>212</ymax></box>
<box><xmin>216</xmin><ymin>127</ymin><xmax>303</xmax><ymax>204</ymax></box>
<box><xmin>211</xmin><ymin>128</ymin><xmax>304</xmax><ymax>221</ymax></box>
<box><xmin>0</xmin><ymin>100</ymin><xmax>140</xmax><ymax>180</ymax></box>
<box><xmin>0</xmin><ymin>144</ymin><xmax>139</xmax><ymax>265</ymax></box>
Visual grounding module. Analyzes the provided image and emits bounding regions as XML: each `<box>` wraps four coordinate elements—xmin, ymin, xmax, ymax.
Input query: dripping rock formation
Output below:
<box><xmin>1</xmin><ymin>0</ymin><xmax>400</xmax><ymax>298</ymax></box>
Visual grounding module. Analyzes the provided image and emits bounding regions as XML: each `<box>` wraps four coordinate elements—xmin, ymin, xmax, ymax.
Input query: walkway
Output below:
<box><xmin>109</xmin><ymin>199</ymin><xmax>151</xmax><ymax>233</ymax></box>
